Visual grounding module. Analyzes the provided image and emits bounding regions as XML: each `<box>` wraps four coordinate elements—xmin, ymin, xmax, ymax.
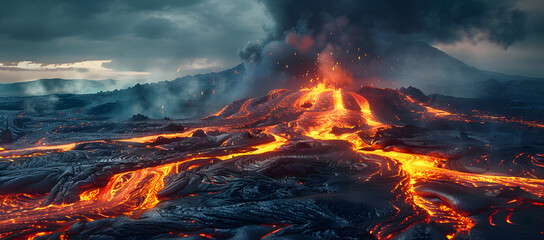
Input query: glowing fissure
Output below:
<box><xmin>295</xmin><ymin>84</ymin><xmax>384</xmax><ymax>148</ymax></box>
<box><xmin>359</xmin><ymin>149</ymin><xmax>544</xmax><ymax>238</ymax></box>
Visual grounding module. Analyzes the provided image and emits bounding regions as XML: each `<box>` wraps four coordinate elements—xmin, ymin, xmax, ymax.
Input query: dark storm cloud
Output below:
<box><xmin>437</xmin><ymin>0</ymin><xmax>544</xmax><ymax>79</ymax></box>
<box><xmin>240</xmin><ymin>0</ymin><xmax>528</xmax><ymax>64</ymax></box>
<box><xmin>0</xmin><ymin>0</ymin><xmax>202</xmax><ymax>41</ymax></box>
<box><xmin>255</xmin><ymin>0</ymin><xmax>527</xmax><ymax>49</ymax></box>
<box><xmin>0</xmin><ymin>1</ymin><xmax>113</xmax><ymax>41</ymax></box>
<box><xmin>123</xmin><ymin>0</ymin><xmax>202</xmax><ymax>11</ymax></box>
<box><xmin>134</xmin><ymin>17</ymin><xmax>177</xmax><ymax>39</ymax></box>
<box><xmin>0</xmin><ymin>0</ymin><xmax>271</xmax><ymax>82</ymax></box>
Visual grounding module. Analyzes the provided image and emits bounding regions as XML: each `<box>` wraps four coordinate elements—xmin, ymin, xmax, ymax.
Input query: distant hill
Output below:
<box><xmin>360</xmin><ymin>41</ymin><xmax>543</xmax><ymax>98</ymax></box>
<box><xmin>0</xmin><ymin>78</ymin><xmax>133</xmax><ymax>97</ymax></box>
<box><xmin>0</xmin><ymin>65</ymin><xmax>247</xmax><ymax>119</ymax></box>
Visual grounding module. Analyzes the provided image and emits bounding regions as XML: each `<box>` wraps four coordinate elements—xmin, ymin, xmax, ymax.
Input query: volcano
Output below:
<box><xmin>0</xmin><ymin>82</ymin><xmax>543</xmax><ymax>240</ymax></box>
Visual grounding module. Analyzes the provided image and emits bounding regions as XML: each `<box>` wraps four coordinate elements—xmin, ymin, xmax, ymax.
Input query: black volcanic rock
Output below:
<box><xmin>130</xmin><ymin>113</ymin><xmax>150</xmax><ymax>121</ymax></box>
<box><xmin>399</xmin><ymin>86</ymin><xmax>430</xmax><ymax>103</ymax></box>
<box><xmin>0</xmin><ymin>128</ymin><xmax>12</xmax><ymax>144</ymax></box>
<box><xmin>191</xmin><ymin>129</ymin><xmax>207</xmax><ymax>138</ymax></box>
<box><xmin>0</xmin><ymin>83</ymin><xmax>543</xmax><ymax>239</ymax></box>
<box><xmin>162</xmin><ymin>123</ymin><xmax>185</xmax><ymax>132</ymax></box>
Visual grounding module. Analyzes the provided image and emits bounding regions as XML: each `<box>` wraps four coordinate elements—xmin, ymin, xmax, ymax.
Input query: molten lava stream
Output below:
<box><xmin>292</xmin><ymin>85</ymin><xmax>544</xmax><ymax>238</ymax></box>
<box><xmin>0</xmin><ymin>131</ymin><xmax>286</xmax><ymax>239</ymax></box>
<box><xmin>295</xmin><ymin>84</ymin><xmax>385</xmax><ymax>147</ymax></box>
<box><xmin>0</xmin><ymin>143</ymin><xmax>78</xmax><ymax>160</ymax></box>
<box><xmin>0</xmin><ymin>128</ymin><xmax>214</xmax><ymax>161</ymax></box>
<box><xmin>358</xmin><ymin>150</ymin><xmax>544</xmax><ymax>238</ymax></box>
<box><xmin>365</xmin><ymin>150</ymin><xmax>544</xmax><ymax>196</ymax></box>
<box><xmin>407</xmin><ymin>95</ymin><xmax>544</xmax><ymax>128</ymax></box>
<box><xmin>0</xmin><ymin>193</ymin><xmax>47</xmax><ymax>215</ymax></box>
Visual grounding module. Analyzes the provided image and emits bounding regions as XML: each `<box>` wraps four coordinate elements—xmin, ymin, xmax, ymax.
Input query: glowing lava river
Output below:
<box><xmin>1</xmin><ymin>84</ymin><xmax>544</xmax><ymax>239</ymax></box>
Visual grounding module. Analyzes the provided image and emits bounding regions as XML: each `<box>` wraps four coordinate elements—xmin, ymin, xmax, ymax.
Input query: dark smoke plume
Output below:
<box><xmin>239</xmin><ymin>0</ymin><xmax>527</xmax><ymax>96</ymax></box>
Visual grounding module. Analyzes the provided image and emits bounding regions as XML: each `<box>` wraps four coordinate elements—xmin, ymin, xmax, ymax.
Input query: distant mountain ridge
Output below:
<box><xmin>0</xmin><ymin>65</ymin><xmax>246</xmax><ymax>119</ymax></box>
<box><xmin>368</xmin><ymin>41</ymin><xmax>543</xmax><ymax>98</ymax></box>
<box><xmin>0</xmin><ymin>78</ymin><xmax>132</xmax><ymax>97</ymax></box>
<box><xmin>1</xmin><ymin>42</ymin><xmax>542</xmax><ymax>99</ymax></box>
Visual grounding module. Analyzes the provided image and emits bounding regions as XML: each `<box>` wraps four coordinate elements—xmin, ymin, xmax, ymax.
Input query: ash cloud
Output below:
<box><xmin>239</xmin><ymin>0</ymin><xmax>529</xmax><ymax>96</ymax></box>
<box><xmin>259</xmin><ymin>0</ymin><xmax>526</xmax><ymax>48</ymax></box>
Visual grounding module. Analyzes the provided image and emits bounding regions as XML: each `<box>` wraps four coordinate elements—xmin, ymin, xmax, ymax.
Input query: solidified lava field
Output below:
<box><xmin>1</xmin><ymin>84</ymin><xmax>544</xmax><ymax>239</ymax></box>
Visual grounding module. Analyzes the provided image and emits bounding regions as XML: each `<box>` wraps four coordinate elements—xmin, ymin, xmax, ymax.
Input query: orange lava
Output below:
<box><xmin>0</xmin><ymin>143</ymin><xmax>77</xmax><ymax>160</ymax></box>
<box><xmin>0</xmin><ymin>130</ymin><xmax>286</xmax><ymax>239</ymax></box>
<box><xmin>295</xmin><ymin>83</ymin><xmax>384</xmax><ymax>148</ymax></box>
<box><xmin>359</xmin><ymin>150</ymin><xmax>544</xmax><ymax>238</ymax></box>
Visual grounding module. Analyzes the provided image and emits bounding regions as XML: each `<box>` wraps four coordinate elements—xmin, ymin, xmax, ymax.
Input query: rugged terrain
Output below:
<box><xmin>1</xmin><ymin>84</ymin><xmax>543</xmax><ymax>239</ymax></box>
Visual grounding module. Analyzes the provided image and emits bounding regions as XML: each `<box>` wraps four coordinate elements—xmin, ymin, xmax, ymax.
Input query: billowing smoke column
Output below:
<box><xmin>239</xmin><ymin>0</ymin><xmax>527</xmax><ymax>95</ymax></box>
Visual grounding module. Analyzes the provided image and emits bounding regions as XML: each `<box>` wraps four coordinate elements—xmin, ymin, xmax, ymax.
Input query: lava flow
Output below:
<box><xmin>1</xmin><ymin>82</ymin><xmax>544</xmax><ymax>239</ymax></box>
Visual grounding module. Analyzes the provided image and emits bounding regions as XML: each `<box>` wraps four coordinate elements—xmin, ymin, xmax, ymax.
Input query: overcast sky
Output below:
<box><xmin>0</xmin><ymin>0</ymin><xmax>542</xmax><ymax>83</ymax></box>
<box><xmin>435</xmin><ymin>0</ymin><xmax>544</xmax><ymax>78</ymax></box>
